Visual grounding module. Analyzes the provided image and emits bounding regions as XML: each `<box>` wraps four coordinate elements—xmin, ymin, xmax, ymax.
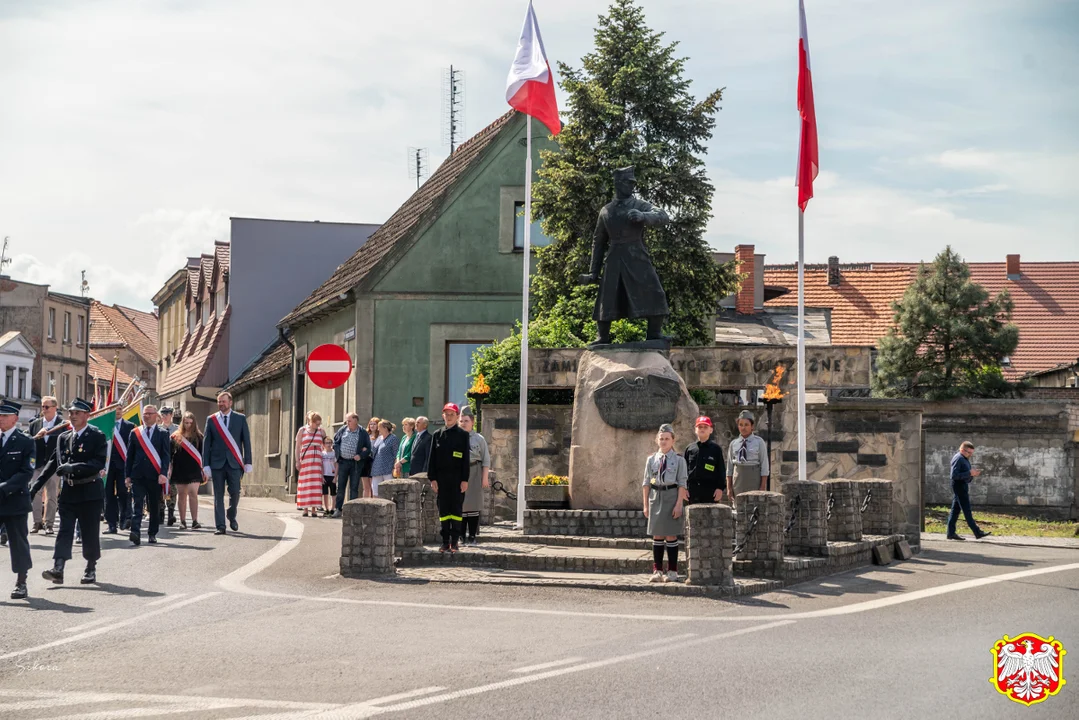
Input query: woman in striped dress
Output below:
<box><xmin>294</xmin><ymin>412</ymin><xmax>328</xmax><ymax>516</ymax></box>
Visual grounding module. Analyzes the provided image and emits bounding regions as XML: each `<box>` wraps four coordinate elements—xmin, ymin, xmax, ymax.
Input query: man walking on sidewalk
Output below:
<box><xmin>947</xmin><ymin>441</ymin><xmax>991</xmax><ymax>541</ymax></box>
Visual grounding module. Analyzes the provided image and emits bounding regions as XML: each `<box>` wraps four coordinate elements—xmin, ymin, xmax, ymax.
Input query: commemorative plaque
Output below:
<box><xmin>592</xmin><ymin>374</ymin><xmax>681</xmax><ymax>431</ymax></box>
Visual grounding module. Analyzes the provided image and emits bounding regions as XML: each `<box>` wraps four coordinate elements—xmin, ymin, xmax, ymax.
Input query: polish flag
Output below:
<box><xmin>796</xmin><ymin>0</ymin><xmax>818</xmax><ymax>212</ymax></box>
<box><xmin>506</xmin><ymin>1</ymin><xmax>561</xmax><ymax>136</ymax></box>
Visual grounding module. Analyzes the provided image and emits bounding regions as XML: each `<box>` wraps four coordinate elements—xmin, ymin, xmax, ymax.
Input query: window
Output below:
<box><xmin>267</xmin><ymin>392</ymin><xmax>282</xmax><ymax>455</ymax></box>
<box><xmin>513</xmin><ymin>201</ymin><xmax>554</xmax><ymax>250</ymax></box>
<box><xmin>445</xmin><ymin>341</ymin><xmax>490</xmax><ymax>409</ymax></box>
<box><xmin>63</xmin><ymin>374</ymin><xmax>70</xmax><ymax>404</ymax></box>
<box><xmin>76</xmin><ymin>375</ymin><xmax>83</xmax><ymax>400</ymax></box>
<box><xmin>202</xmin><ymin>300</ymin><xmax>211</xmax><ymax>325</ymax></box>
<box><xmin>141</xmin><ymin>369</ymin><xmax>149</xmax><ymax>380</ymax></box>
<box><xmin>76</xmin><ymin>315</ymin><xmax>84</xmax><ymax>345</ymax></box>
<box><xmin>216</xmin><ymin>289</ymin><xmax>225</xmax><ymax>317</ymax></box>
<box><xmin>47</xmin><ymin>371</ymin><xmax>55</xmax><ymax>393</ymax></box>
<box><xmin>48</xmin><ymin>308</ymin><xmax>56</xmax><ymax>340</ymax></box>
<box><xmin>18</xmin><ymin>368</ymin><xmax>27</xmax><ymax>399</ymax></box>
<box><xmin>4</xmin><ymin>367</ymin><xmax>12</xmax><ymax>397</ymax></box>
<box><xmin>63</xmin><ymin>312</ymin><xmax>71</xmax><ymax>343</ymax></box>
<box><xmin>188</xmin><ymin>307</ymin><xmax>197</xmax><ymax>332</ymax></box>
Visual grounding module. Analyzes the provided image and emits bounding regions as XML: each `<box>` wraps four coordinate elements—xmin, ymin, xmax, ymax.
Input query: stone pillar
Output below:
<box><xmin>377</xmin><ymin>478</ymin><xmax>422</xmax><ymax>550</ymax></box>
<box><xmin>685</xmin><ymin>503</ymin><xmax>735</xmax><ymax>587</ymax></box>
<box><xmin>824</xmin><ymin>479</ymin><xmax>863</xmax><ymax>541</ymax></box>
<box><xmin>852</xmin><ymin>478</ymin><xmax>894</xmax><ymax>535</ymax></box>
<box><xmin>780</xmin><ymin>480</ymin><xmax>828</xmax><ymax>556</ymax></box>
<box><xmin>481</xmin><ymin>470</ymin><xmax>495</xmax><ymax>526</ymax></box>
<box><xmin>734</xmin><ymin>491</ymin><xmax>785</xmax><ymax>577</ymax></box>
<box><xmin>410</xmin><ymin>472</ymin><xmax>441</xmax><ymax>544</ymax></box>
<box><xmin>340</xmin><ymin>498</ymin><xmax>396</xmax><ymax>577</ymax></box>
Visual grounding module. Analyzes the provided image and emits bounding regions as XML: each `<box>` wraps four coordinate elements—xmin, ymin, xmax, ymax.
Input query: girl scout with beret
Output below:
<box><xmin>642</xmin><ymin>424</ymin><xmax>687</xmax><ymax>583</ymax></box>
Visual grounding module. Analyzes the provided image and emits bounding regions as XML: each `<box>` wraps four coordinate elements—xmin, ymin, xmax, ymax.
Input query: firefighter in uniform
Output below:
<box><xmin>0</xmin><ymin>400</ymin><xmax>37</xmax><ymax>600</ymax></box>
<box><xmin>683</xmin><ymin>415</ymin><xmax>726</xmax><ymax>505</ymax></box>
<box><xmin>31</xmin><ymin>398</ymin><xmax>108</xmax><ymax>585</ymax></box>
<box><xmin>427</xmin><ymin>403</ymin><xmax>470</xmax><ymax>553</ymax></box>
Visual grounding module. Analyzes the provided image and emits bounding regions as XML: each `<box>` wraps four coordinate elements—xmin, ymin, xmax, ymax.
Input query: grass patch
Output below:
<box><xmin>925</xmin><ymin>505</ymin><xmax>1078</xmax><ymax>538</ymax></box>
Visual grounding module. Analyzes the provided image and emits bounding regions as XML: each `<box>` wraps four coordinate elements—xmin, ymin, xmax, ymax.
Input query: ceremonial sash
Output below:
<box><xmin>112</xmin><ymin>431</ymin><xmax>128</xmax><ymax>462</ymax></box>
<box><xmin>180</xmin><ymin>438</ymin><xmax>202</xmax><ymax>466</ymax></box>
<box><xmin>133</xmin><ymin>426</ymin><xmax>162</xmax><ymax>475</ymax></box>
<box><xmin>210</xmin><ymin>413</ymin><xmax>245</xmax><ymax>468</ymax></box>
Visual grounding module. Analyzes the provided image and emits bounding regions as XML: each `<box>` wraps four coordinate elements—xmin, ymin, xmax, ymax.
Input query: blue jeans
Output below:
<box><xmin>336</xmin><ymin>459</ymin><xmax>362</xmax><ymax>510</ymax></box>
<box><xmin>946</xmin><ymin>480</ymin><xmax>982</xmax><ymax>536</ymax></box>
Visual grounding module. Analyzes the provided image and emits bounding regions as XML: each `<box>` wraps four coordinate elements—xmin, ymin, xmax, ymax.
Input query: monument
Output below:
<box><xmin>568</xmin><ymin>166</ymin><xmax>700</xmax><ymax>509</ymax></box>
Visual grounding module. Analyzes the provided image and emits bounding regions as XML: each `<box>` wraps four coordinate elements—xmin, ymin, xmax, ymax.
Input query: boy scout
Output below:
<box><xmin>683</xmin><ymin>416</ymin><xmax>725</xmax><ymax>504</ymax></box>
<box><xmin>726</xmin><ymin>410</ymin><xmax>769</xmax><ymax>499</ymax></box>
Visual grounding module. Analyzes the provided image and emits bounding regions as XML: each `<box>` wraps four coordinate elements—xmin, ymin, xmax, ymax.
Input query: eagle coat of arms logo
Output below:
<box><xmin>990</xmin><ymin>633</ymin><xmax>1066</xmax><ymax>706</ymax></box>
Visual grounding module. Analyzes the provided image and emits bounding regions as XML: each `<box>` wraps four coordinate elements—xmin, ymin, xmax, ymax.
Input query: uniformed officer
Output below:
<box><xmin>427</xmin><ymin>403</ymin><xmax>470</xmax><ymax>553</ymax></box>
<box><xmin>725</xmin><ymin>410</ymin><xmax>769</xmax><ymax>499</ymax></box>
<box><xmin>104</xmin><ymin>406</ymin><xmax>135</xmax><ymax>534</ymax></box>
<box><xmin>31</xmin><ymin>398</ymin><xmax>108</xmax><ymax>585</ymax></box>
<box><xmin>683</xmin><ymin>416</ymin><xmax>726</xmax><ymax>505</ymax></box>
<box><xmin>0</xmin><ymin>400</ymin><xmax>38</xmax><ymax>600</ymax></box>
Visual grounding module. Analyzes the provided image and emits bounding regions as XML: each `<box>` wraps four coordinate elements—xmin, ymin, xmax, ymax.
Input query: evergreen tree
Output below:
<box><xmin>530</xmin><ymin>0</ymin><xmax>738</xmax><ymax>345</ymax></box>
<box><xmin>873</xmin><ymin>246</ymin><xmax>1020</xmax><ymax>400</ymax></box>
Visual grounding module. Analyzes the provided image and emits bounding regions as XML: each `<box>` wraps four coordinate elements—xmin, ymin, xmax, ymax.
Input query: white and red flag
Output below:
<box><xmin>506</xmin><ymin>1</ymin><xmax>561</xmax><ymax>135</ymax></box>
<box><xmin>797</xmin><ymin>0</ymin><xmax>818</xmax><ymax>211</ymax></box>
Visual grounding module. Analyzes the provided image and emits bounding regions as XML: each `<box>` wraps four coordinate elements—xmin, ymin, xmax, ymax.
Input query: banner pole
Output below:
<box><xmin>516</xmin><ymin>116</ymin><xmax>533</xmax><ymax>529</ymax></box>
<box><xmin>797</xmin><ymin>207</ymin><xmax>807</xmax><ymax>482</ymax></box>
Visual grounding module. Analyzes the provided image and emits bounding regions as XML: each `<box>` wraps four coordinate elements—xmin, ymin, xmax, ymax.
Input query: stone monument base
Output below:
<box><xmin>568</xmin><ymin>349</ymin><xmax>699</xmax><ymax>510</ymax></box>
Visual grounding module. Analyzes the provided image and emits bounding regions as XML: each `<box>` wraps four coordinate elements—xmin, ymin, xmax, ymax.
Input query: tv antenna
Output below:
<box><xmin>407</xmin><ymin>147</ymin><xmax>429</xmax><ymax>189</ymax></box>
<box><xmin>80</xmin><ymin>270</ymin><xmax>90</xmax><ymax>297</ymax></box>
<box><xmin>0</xmin><ymin>236</ymin><xmax>12</xmax><ymax>276</ymax></box>
<box><xmin>441</xmin><ymin>65</ymin><xmax>465</xmax><ymax>153</ymax></box>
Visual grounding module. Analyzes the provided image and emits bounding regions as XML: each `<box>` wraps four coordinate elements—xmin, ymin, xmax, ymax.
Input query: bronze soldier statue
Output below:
<box><xmin>578</xmin><ymin>166</ymin><xmax>670</xmax><ymax>345</ymax></box>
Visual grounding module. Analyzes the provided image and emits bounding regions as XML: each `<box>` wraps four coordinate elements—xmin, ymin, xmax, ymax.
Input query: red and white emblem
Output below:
<box><xmin>990</xmin><ymin>633</ymin><xmax>1066</xmax><ymax>706</ymax></box>
<box><xmin>306</xmin><ymin>344</ymin><xmax>353</xmax><ymax>390</ymax></box>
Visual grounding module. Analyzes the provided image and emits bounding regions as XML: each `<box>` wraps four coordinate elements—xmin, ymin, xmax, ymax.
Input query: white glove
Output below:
<box><xmin>202</xmin><ymin>466</ymin><xmax>211</xmax><ymax>479</ymax></box>
<box><xmin>244</xmin><ymin>464</ymin><xmax>253</xmax><ymax>474</ymax></box>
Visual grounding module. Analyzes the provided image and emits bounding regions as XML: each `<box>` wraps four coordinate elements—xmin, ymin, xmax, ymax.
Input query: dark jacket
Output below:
<box><xmin>29</xmin><ymin>412</ymin><xmax>66</xmax><ymax>468</ymax></box>
<box><xmin>427</xmin><ymin>425</ymin><xmax>471</xmax><ymax>487</ymax></box>
<box><xmin>125</xmin><ymin>425</ymin><xmax>172</xmax><ymax>482</ymax></box>
<box><xmin>202</xmin><ymin>411</ymin><xmax>253</xmax><ymax>471</ymax></box>
<box><xmin>0</xmin><ymin>429</ymin><xmax>37</xmax><ymax>515</ymax></box>
<box><xmin>589</xmin><ymin>196</ymin><xmax>670</xmax><ymax>321</ymax></box>
<box><xmin>409</xmin><ymin>429</ymin><xmax>432</xmax><ymax>476</ymax></box>
<box><xmin>950</xmin><ymin>453</ymin><xmax>973</xmax><ymax>484</ymax></box>
<box><xmin>333</xmin><ymin>425</ymin><xmax>372</xmax><ymax>463</ymax></box>
<box><xmin>684</xmin><ymin>439</ymin><xmax>726</xmax><ymax>499</ymax></box>
<box><xmin>109</xmin><ymin>419</ymin><xmax>135</xmax><ymax>476</ymax></box>
<box><xmin>32</xmin><ymin>424</ymin><xmax>109</xmax><ymax>504</ymax></box>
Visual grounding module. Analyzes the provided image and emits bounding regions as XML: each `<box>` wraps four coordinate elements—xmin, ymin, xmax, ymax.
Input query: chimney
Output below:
<box><xmin>827</xmin><ymin>256</ymin><xmax>841</xmax><ymax>287</ymax></box>
<box><xmin>1006</xmin><ymin>254</ymin><xmax>1021</xmax><ymax>280</ymax></box>
<box><xmin>735</xmin><ymin>244</ymin><xmax>755</xmax><ymax>314</ymax></box>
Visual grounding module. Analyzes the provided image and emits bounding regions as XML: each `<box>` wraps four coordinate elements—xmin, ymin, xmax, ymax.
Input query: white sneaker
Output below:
<box><xmin>649</xmin><ymin>570</ymin><xmax>664</xmax><ymax>583</ymax></box>
<box><xmin>665</xmin><ymin>570</ymin><xmax>679</xmax><ymax>583</ymax></box>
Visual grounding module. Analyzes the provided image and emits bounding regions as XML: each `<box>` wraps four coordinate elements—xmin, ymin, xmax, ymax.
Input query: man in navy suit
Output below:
<box><xmin>104</xmin><ymin>407</ymin><xmax>135</xmax><ymax>534</ymax></box>
<box><xmin>124</xmin><ymin>405</ymin><xmax>171</xmax><ymax>546</ymax></box>
<box><xmin>0</xmin><ymin>400</ymin><xmax>37</xmax><ymax>600</ymax></box>
<box><xmin>202</xmin><ymin>391</ymin><xmax>252</xmax><ymax>535</ymax></box>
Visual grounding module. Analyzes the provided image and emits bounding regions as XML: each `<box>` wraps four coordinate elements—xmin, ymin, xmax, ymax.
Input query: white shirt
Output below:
<box><xmin>43</xmin><ymin>415</ymin><xmax>58</xmax><ymax>430</ymax></box>
<box><xmin>1</xmin><ymin>427</ymin><xmax>15</xmax><ymax>447</ymax></box>
<box><xmin>143</xmin><ymin>424</ymin><xmax>154</xmax><ymax>440</ymax></box>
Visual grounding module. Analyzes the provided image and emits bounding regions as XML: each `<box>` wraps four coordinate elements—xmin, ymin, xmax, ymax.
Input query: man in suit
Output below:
<box><xmin>409</xmin><ymin>416</ymin><xmax>432</xmax><ymax>476</ymax></box>
<box><xmin>104</xmin><ymin>407</ymin><xmax>135</xmax><ymax>534</ymax></box>
<box><xmin>124</xmin><ymin>405</ymin><xmax>171</xmax><ymax>546</ymax></box>
<box><xmin>158</xmin><ymin>407</ymin><xmax>179</xmax><ymax>527</ymax></box>
<box><xmin>202</xmin><ymin>391</ymin><xmax>252</xmax><ymax>535</ymax></box>
<box><xmin>29</xmin><ymin>396</ymin><xmax>64</xmax><ymax>535</ymax></box>
<box><xmin>31</xmin><ymin>398</ymin><xmax>108</xmax><ymax>585</ymax></box>
<box><xmin>0</xmin><ymin>400</ymin><xmax>37</xmax><ymax>600</ymax></box>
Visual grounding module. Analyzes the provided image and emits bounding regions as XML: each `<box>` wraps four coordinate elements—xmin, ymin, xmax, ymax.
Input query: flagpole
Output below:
<box><xmin>797</xmin><ymin>207</ymin><xmax>807</xmax><ymax>481</ymax></box>
<box><xmin>516</xmin><ymin>115</ymin><xmax>532</xmax><ymax>529</ymax></box>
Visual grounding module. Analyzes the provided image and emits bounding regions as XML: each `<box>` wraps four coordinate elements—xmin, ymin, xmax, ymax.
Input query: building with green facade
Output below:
<box><xmin>228</xmin><ymin>110</ymin><xmax>557</xmax><ymax>498</ymax></box>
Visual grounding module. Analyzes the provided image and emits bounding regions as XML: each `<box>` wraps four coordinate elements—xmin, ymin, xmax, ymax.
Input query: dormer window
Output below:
<box><xmin>202</xmin><ymin>299</ymin><xmax>211</xmax><ymax>325</ymax></box>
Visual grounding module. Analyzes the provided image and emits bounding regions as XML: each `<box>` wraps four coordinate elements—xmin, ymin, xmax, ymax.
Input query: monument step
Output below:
<box><xmin>484</xmin><ymin>523</ymin><xmax>652</xmax><ymax>550</ymax></box>
<box><xmin>399</xmin><ymin>541</ymin><xmax>654</xmax><ymax>574</ymax></box>
<box><xmin>523</xmin><ymin>509</ymin><xmax>649</xmax><ymax>538</ymax></box>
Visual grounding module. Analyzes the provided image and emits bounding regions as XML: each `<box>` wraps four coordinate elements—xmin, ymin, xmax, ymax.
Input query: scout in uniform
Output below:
<box><xmin>427</xmin><ymin>403</ymin><xmax>470</xmax><ymax>553</ymax></box>
<box><xmin>726</xmin><ymin>410</ymin><xmax>769</xmax><ymax>499</ymax></box>
<box><xmin>31</xmin><ymin>398</ymin><xmax>109</xmax><ymax>585</ymax></box>
<box><xmin>643</xmin><ymin>423</ymin><xmax>688</xmax><ymax>583</ymax></box>
<box><xmin>683</xmin><ymin>415</ymin><xmax>726</xmax><ymax>505</ymax></box>
<box><xmin>458</xmin><ymin>407</ymin><xmax>490</xmax><ymax>545</ymax></box>
<box><xmin>0</xmin><ymin>400</ymin><xmax>38</xmax><ymax>600</ymax></box>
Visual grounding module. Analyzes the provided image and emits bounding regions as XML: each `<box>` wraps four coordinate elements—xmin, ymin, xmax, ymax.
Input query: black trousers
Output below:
<box><xmin>436</xmin><ymin>484</ymin><xmax>464</xmax><ymax>545</ymax></box>
<box><xmin>463</xmin><ymin>514</ymin><xmax>480</xmax><ymax>539</ymax></box>
<box><xmin>55</xmin><ymin>500</ymin><xmax>101</xmax><ymax>563</ymax></box>
<box><xmin>104</xmin><ymin>469</ymin><xmax>131</xmax><ymax>531</ymax></box>
<box><xmin>130</xmin><ymin>479</ymin><xmax>161</xmax><ymax>538</ymax></box>
<box><xmin>0</xmin><ymin>513</ymin><xmax>31</xmax><ymax>574</ymax></box>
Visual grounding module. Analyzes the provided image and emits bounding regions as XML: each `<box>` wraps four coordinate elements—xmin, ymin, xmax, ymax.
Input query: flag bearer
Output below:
<box><xmin>427</xmin><ymin>403</ymin><xmax>470</xmax><ymax>553</ymax></box>
<box><xmin>0</xmin><ymin>400</ymin><xmax>38</xmax><ymax>600</ymax></box>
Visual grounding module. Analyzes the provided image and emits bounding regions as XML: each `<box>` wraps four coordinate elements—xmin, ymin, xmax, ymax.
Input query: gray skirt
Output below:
<box><xmin>646</xmin><ymin>486</ymin><xmax>684</xmax><ymax>537</ymax></box>
<box><xmin>731</xmin><ymin>463</ymin><xmax>762</xmax><ymax>497</ymax></box>
<box><xmin>462</xmin><ymin>462</ymin><xmax>484</xmax><ymax>515</ymax></box>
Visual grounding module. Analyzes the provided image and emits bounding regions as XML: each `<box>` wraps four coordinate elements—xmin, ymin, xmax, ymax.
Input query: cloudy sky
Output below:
<box><xmin>2</xmin><ymin>0</ymin><xmax>1076</xmax><ymax>310</ymax></box>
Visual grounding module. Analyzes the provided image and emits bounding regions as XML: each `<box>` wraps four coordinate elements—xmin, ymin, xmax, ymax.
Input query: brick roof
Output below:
<box><xmin>88</xmin><ymin>351</ymin><xmax>136</xmax><ymax>386</ymax></box>
<box><xmin>763</xmin><ymin>261</ymin><xmax>1079</xmax><ymax>376</ymax></box>
<box><xmin>89</xmin><ymin>301</ymin><xmax>158</xmax><ymax>364</ymax></box>
<box><xmin>157</xmin><ymin>306</ymin><xmax>230</xmax><ymax>397</ymax></box>
<box><xmin>279</xmin><ymin>110</ymin><xmax>518</xmax><ymax>327</ymax></box>
<box><xmin>116</xmin><ymin>305</ymin><xmax>158</xmax><ymax>348</ymax></box>
<box><xmin>225</xmin><ymin>338</ymin><xmax>292</xmax><ymax>395</ymax></box>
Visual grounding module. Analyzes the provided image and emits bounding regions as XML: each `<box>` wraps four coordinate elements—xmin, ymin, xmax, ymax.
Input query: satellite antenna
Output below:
<box><xmin>441</xmin><ymin>65</ymin><xmax>465</xmax><ymax>153</ymax></box>
<box><xmin>407</xmin><ymin>147</ymin><xmax>429</xmax><ymax>189</ymax></box>
<box><xmin>80</xmin><ymin>270</ymin><xmax>90</xmax><ymax>297</ymax></box>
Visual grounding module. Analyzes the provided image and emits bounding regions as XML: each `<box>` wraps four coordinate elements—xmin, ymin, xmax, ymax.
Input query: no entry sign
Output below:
<box><xmin>306</xmin><ymin>344</ymin><xmax>354</xmax><ymax>389</ymax></box>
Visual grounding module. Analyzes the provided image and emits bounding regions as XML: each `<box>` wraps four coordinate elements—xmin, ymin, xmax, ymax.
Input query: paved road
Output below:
<box><xmin>1</xmin><ymin>498</ymin><xmax>1075</xmax><ymax>719</ymax></box>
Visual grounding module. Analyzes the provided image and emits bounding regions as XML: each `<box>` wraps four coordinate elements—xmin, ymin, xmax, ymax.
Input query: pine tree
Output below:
<box><xmin>873</xmin><ymin>246</ymin><xmax>1020</xmax><ymax>400</ymax></box>
<box><xmin>530</xmin><ymin>0</ymin><xmax>738</xmax><ymax>345</ymax></box>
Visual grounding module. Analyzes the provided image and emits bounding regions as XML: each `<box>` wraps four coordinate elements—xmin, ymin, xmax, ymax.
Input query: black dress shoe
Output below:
<box><xmin>230</xmin><ymin>519</ymin><xmax>238</xmax><ymax>532</ymax></box>
<box><xmin>129</xmin><ymin>532</ymin><xmax>141</xmax><ymax>546</ymax></box>
<box><xmin>214</xmin><ymin>529</ymin><xmax>226</xmax><ymax>535</ymax></box>
<box><xmin>946</xmin><ymin>533</ymin><xmax>965</xmax><ymax>541</ymax></box>
<box><xmin>148</xmin><ymin>536</ymin><xmax>157</xmax><ymax>544</ymax></box>
<box><xmin>42</xmin><ymin>567</ymin><xmax>64</xmax><ymax>584</ymax></box>
<box><xmin>975</xmin><ymin>531</ymin><xmax>993</xmax><ymax>539</ymax></box>
<box><xmin>81</xmin><ymin>569</ymin><xmax>96</xmax><ymax>584</ymax></box>
<box><xmin>11</xmin><ymin>582</ymin><xmax>28</xmax><ymax>599</ymax></box>
<box><xmin>105</xmin><ymin>527</ymin><xmax>118</xmax><ymax>535</ymax></box>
